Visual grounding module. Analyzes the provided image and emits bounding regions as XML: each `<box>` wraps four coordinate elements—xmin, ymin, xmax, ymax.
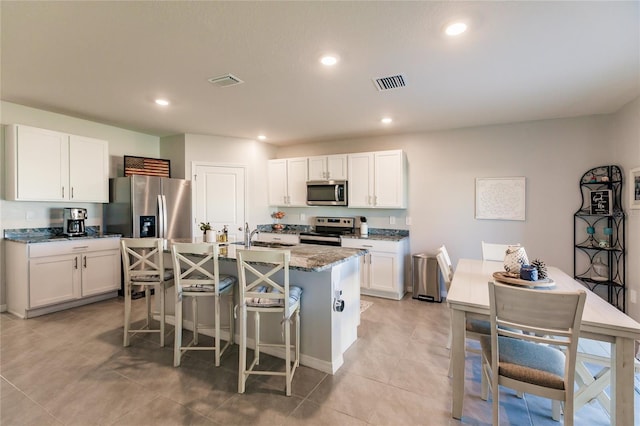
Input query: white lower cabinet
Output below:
<box><xmin>29</xmin><ymin>253</ymin><xmax>79</xmax><ymax>308</ymax></box>
<box><xmin>256</xmin><ymin>232</ymin><xmax>300</xmax><ymax>245</ymax></box>
<box><xmin>341</xmin><ymin>238</ymin><xmax>407</xmax><ymax>300</ymax></box>
<box><xmin>6</xmin><ymin>237</ymin><xmax>121</xmax><ymax>318</ymax></box>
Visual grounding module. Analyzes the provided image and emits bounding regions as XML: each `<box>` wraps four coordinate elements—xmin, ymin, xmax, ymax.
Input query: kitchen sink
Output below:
<box><xmin>251</xmin><ymin>241</ymin><xmax>297</xmax><ymax>248</ymax></box>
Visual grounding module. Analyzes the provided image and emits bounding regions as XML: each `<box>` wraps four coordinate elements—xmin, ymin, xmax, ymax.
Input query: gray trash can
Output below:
<box><xmin>412</xmin><ymin>253</ymin><xmax>441</xmax><ymax>302</ymax></box>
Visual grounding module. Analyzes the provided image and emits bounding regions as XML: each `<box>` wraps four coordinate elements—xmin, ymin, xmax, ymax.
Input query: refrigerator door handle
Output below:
<box><xmin>161</xmin><ymin>194</ymin><xmax>168</xmax><ymax>239</ymax></box>
<box><xmin>157</xmin><ymin>194</ymin><xmax>165</xmax><ymax>239</ymax></box>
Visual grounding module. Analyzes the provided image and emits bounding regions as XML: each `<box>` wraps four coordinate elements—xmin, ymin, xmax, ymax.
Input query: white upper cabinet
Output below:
<box><xmin>308</xmin><ymin>154</ymin><xmax>348</xmax><ymax>181</ymax></box>
<box><xmin>5</xmin><ymin>124</ymin><xmax>109</xmax><ymax>202</ymax></box>
<box><xmin>348</xmin><ymin>150</ymin><xmax>406</xmax><ymax>208</ymax></box>
<box><xmin>8</xmin><ymin>125</ymin><xmax>69</xmax><ymax>201</ymax></box>
<box><xmin>267</xmin><ymin>157</ymin><xmax>308</xmax><ymax>207</ymax></box>
<box><xmin>68</xmin><ymin>135</ymin><xmax>109</xmax><ymax>202</ymax></box>
<box><xmin>347</xmin><ymin>152</ymin><xmax>374</xmax><ymax>208</ymax></box>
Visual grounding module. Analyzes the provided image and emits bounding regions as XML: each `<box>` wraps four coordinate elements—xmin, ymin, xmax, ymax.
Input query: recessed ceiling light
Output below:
<box><xmin>381</xmin><ymin>117</ymin><xmax>393</xmax><ymax>124</ymax></box>
<box><xmin>445</xmin><ymin>22</ymin><xmax>467</xmax><ymax>36</ymax></box>
<box><xmin>155</xmin><ymin>99</ymin><xmax>170</xmax><ymax>106</ymax></box>
<box><xmin>320</xmin><ymin>55</ymin><xmax>338</xmax><ymax>66</ymax></box>
<box><xmin>257</xmin><ymin>135</ymin><xmax>267</xmax><ymax>141</ymax></box>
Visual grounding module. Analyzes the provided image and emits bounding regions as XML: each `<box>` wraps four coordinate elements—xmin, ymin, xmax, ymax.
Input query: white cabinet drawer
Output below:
<box><xmin>341</xmin><ymin>238</ymin><xmax>400</xmax><ymax>253</ymax></box>
<box><xmin>29</xmin><ymin>238</ymin><xmax>120</xmax><ymax>258</ymax></box>
<box><xmin>257</xmin><ymin>232</ymin><xmax>300</xmax><ymax>244</ymax></box>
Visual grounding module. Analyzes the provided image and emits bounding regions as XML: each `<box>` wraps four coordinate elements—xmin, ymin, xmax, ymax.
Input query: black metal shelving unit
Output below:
<box><xmin>573</xmin><ymin>165</ymin><xmax>626</xmax><ymax>312</ymax></box>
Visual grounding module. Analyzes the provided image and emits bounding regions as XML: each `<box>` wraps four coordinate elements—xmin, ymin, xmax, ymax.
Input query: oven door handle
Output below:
<box><xmin>300</xmin><ymin>235</ymin><xmax>342</xmax><ymax>245</ymax></box>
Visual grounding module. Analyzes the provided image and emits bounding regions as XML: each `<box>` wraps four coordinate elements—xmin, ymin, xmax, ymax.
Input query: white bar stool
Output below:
<box><xmin>171</xmin><ymin>242</ymin><xmax>236</xmax><ymax>367</ymax></box>
<box><xmin>121</xmin><ymin>238</ymin><xmax>174</xmax><ymax>347</ymax></box>
<box><xmin>236</xmin><ymin>249</ymin><xmax>302</xmax><ymax>396</ymax></box>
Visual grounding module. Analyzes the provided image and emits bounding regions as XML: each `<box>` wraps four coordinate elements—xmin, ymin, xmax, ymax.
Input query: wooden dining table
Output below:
<box><xmin>447</xmin><ymin>258</ymin><xmax>640</xmax><ymax>425</ymax></box>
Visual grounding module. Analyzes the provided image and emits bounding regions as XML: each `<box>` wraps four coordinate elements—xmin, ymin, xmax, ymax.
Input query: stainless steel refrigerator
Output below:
<box><xmin>104</xmin><ymin>175</ymin><xmax>192</xmax><ymax>239</ymax></box>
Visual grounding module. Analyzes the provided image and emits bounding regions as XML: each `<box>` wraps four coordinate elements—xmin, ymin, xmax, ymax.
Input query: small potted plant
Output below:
<box><xmin>271</xmin><ymin>211</ymin><xmax>286</xmax><ymax>230</ymax></box>
<box><xmin>199</xmin><ymin>222</ymin><xmax>212</xmax><ymax>241</ymax></box>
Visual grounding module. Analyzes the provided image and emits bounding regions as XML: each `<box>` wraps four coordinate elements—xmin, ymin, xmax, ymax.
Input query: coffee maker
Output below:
<box><xmin>63</xmin><ymin>208</ymin><xmax>87</xmax><ymax>236</ymax></box>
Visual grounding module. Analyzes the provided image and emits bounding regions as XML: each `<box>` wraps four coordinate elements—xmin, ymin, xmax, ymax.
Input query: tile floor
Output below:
<box><xmin>0</xmin><ymin>294</ymin><xmax>634</xmax><ymax>425</ymax></box>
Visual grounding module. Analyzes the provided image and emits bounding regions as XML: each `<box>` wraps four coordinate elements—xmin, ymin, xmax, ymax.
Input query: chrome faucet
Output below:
<box><xmin>243</xmin><ymin>223</ymin><xmax>260</xmax><ymax>247</ymax></box>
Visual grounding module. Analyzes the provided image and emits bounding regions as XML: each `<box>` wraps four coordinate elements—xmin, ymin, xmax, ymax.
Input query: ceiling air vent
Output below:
<box><xmin>207</xmin><ymin>74</ymin><xmax>244</xmax><ymax>87</ymax></box>
<box><xmin>373</xmin><ymin>74</ymin><xmax>406</xmax><ymax>91</ymax></box>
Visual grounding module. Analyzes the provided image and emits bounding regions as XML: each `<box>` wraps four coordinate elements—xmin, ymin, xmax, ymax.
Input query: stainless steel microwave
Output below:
<box><xmin>306</xmin><ymin>180</ymin><xmax>348</xmax><ymax>206</ymax></box>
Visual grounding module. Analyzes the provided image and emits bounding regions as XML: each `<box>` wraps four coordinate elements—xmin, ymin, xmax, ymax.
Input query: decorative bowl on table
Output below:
<box><xmin>492</xmin><ymin>271</ymin><xmax>555</xmax><ymax>288</ymax></box>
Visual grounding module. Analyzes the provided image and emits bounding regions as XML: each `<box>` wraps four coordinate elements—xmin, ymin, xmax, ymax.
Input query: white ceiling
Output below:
<box><xmin>1</xmin><ymin>1</ymin><xmax>638</xmax><ymax>146</ymax></box>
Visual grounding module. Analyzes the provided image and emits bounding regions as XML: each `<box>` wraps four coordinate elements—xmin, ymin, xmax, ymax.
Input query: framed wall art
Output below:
<box><xmin>631</xmin><ymin>167</ymin><xmax>640</xmax><ymax>210</ymax></box>
<box><xmin>475</xmin><ymin>177</ymin><xmax>526</xmax><ymax>221</ymax></box>
<box><xmin>589</xmin><ymin>189</ymin><xmax>613</xmax><ymax>215</ymax></box>
<box><xmin>124</xmin><ymin>155</ymin><xmax>171</xmax><ymax>177</ymax></box>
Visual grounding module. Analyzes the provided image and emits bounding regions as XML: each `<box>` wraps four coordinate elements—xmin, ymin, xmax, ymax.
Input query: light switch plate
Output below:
<box><xmin>631</xmin><ymin>289</ymin><xmax>637</xmax><ymax>304</ymax></box>
<box><xmin>406</xmin><ymin>216</ymin><xmax>411</xmax><ymax>226</ymax></box>
<box><xmin>389</xmin><ymin>216</ymin><xmax>396</xmax><ymax>225</ymax></box>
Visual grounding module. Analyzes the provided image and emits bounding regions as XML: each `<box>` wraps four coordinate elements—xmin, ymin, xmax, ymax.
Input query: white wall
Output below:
<box><xmin>609</xmin><ymin>97</ymin><xmax>640</xmax><ymax>321</ymax></box>
<box><xmin>0</xmin><ymin>101</ymin><xmax>160</xmax><ymax>308</ymax></box>
<box><xmin>279</xmin><ymin>108</ymin><xmax>640</xmax><ymax>320</ymax></box>
<box><xmin>168</xmin><ymin>133</ymin><xmax>277</xmax><ymax>229</ymax></box>
<box><xmin>279</xmin><ymin>115</ymin><xmax>611</xmax><ymax>270</ymax></box>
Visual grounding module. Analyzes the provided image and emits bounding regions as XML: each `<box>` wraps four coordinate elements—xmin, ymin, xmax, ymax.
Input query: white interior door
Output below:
<box><xmin>193</xmin><ymin>164</ymin><xmax>246</xmax><ymax>242</ymax></box>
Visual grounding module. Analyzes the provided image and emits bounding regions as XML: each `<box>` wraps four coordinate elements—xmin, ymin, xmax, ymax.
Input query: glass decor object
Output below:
<box><xmin>271</xmin><ymin>211</ymin><xmax>286</xmax><ymax>230</ymax></box>
<box><xmin>591</xmin><ymin>258</ymin><xmax>609</xmax><ymax>282</ymax></box>
<box><xmin>586</xmin><ymin>226</ymin><xmax>596</xmax><ymax>247</ymax></box>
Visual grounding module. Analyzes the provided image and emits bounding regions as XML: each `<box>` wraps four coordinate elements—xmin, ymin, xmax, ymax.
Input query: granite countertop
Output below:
<box><xmin>258</xmin><ymin>224</ymin><xmax>409</xmax><ymax>242</ymax></box>
<box><xmin>340</xmin><ymin>233</ymin><xmax>408</xmax><ymax>242</ymax></box>
<box><xmin>4</xmin><ymin>227</ymin><xmax>121</xmax><ymax>244</ymax></box>
<box><xmin>166</xmin><ymin>238</ymin><xmax>367</xmax><ymax>273</ymax></box>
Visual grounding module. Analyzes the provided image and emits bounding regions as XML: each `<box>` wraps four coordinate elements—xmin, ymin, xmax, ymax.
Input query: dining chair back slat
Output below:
<box><xmin>481</xmin><ymin>281</ymin><xmax>586</xmax><ymax>426</ymax></box>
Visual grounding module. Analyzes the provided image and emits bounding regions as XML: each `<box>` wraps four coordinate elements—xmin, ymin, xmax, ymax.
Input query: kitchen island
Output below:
<box><xmin>164</xmin><ymin>240</ymin><xmax>366</xmax><ymax>374</ymax></box>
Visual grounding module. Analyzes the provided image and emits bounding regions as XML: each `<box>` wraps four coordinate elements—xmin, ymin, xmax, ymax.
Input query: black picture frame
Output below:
<box><xmin>589</xmin><ymin>189</ymin><xmax>612</xmax><ymax>215</ymax></box>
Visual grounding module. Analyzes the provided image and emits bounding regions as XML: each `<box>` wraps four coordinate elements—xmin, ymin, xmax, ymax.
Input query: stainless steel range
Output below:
<box><xmin>299</xmin><ymin>217</ymin><xmax>355</xmax><ymax>246</ymax></box>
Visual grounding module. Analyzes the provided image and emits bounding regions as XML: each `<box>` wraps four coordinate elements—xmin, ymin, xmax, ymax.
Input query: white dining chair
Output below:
<box><xmin>480</xmin><ymin>281</ymin><xmax>586</xmax><ymax>426</ymax></box>
<box><xmin>481</xmin><ymin>241</ymin><xmax>515</xmax><ymax>262</ymax></box>
<box><xmin>436</xmin><ymin>251</ymin><xmax>452</xmax><ymax>293</ymax></box>
<box><xmin>171</xmin><ymin>242</ymin><xmax>236</xmax><ymax>367</ymax></box>
<box><xmin>437</xmin><ymin>244</ymin><xmax>453</xmax><ymax>278</ymax></box>
<box><xmin>441</xmin><ymin>249</ymin><xmax>493</xmax><ymax>377</ymax></box>
<box><xmin>236</xmin><ymin>249</ymin><xmax>302</xmax><ymax>396</ymax></box>
<box><xmin>121</xmin><ymin>238</ymin><xmax>174</xmax><ymax>347</ymax></box>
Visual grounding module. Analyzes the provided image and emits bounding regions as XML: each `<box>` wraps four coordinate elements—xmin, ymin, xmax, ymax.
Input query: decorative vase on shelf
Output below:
<box><xmin>591</xmin><ymin>258</ymin><xmax>609</xmax><ymax>282</ymax></box>
<box><xmin>586</xmin><ymin>226</ymin><xmax>596</xmax><ymax>247</ymax></box>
